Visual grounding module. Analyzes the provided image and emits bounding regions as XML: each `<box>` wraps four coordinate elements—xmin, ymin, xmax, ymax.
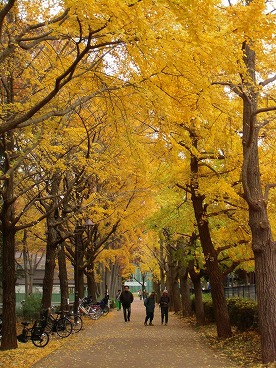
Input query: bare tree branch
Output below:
<box><xmin>264</xmin><ymin>183</ymin><xmax>276</xmax><ymax>201</ymax></box>
<box><xmin>260</xmin><ymin>74</ymin><xmax>276</xmax><ymax>87</ymax></box>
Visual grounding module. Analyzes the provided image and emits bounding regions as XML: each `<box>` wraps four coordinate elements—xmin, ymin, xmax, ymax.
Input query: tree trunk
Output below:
<box><xmin>191</xmin><ymin>191</ymin><xmax>232</xmax><ymax>337</ymax></box>
<box><xmin>166</xmin><ymin>244</ymin><xmax>181</xmax><ymax>312</ymax></box>
<box><xmin>58</xmin><ymin>244</ymin><xmax>69</xmax><ymax>312</ymax></box>
<box><xmin>190</xmin><ymin>268</ymin><xmax>205</xmax><ymax>325</ymax></box>
<box><xmin>159</xmin><ymin>238</ymin><xmax>166</xmax><ymax>291</ymax></box>
<box><xmin>0</xmin><ymin>131</ymin><xmax>17</xmax><ymax>350</ymax></box>
<box><xmin>1</xmin><ymin>223</ymin><xmax>17</xmax><ymax>350</ymax></box>
<box><xmin>241</xmin><ymin>41</ymin><xmax>276</xmax><ymax>364</ymax></box>
<box><xmin>41</xmin><ymin>219</ymin><xmax>58</xmax><ymax>309</ymax></box>
<box><xmin>109</xmin><ymin>263</ymin><xmax>120</xmax><ymax>298</ymax></box>
<box><xmin>189</xmin><ymin>129</ymin><xmax>232</xmax><ymax>338</ymax></box>
<box><xmin>78</xmin><ymin>268</ymin><xmax>85</xmax><ymax>299</ymax></box>
<box><xmin>22</xmin><ymin>230</ymin><xmax>30</xmax><ymax>296</ymax></box>
<box><xmin>179</xmin><ymin>269</ymin><xmax>193</xmax><ymax>317</ymax></box>
<box><xmin>104</xmin><ymin>265</ymin><xmax>111</xmax><ymax>296</ymax></box>
<box><xmin>98</xmin><ymin>263</ymin><xmax>106</xmax><ymax>297</ymax></box>
<box><xmin>41</xmin><ymin>175</ymin><xmax>62</xmax><ymax>310</ymax></box>
<box><xmin>87</xmin><ymin>262</ymin><xmax>98</xmax><ymax>301</ymax></box>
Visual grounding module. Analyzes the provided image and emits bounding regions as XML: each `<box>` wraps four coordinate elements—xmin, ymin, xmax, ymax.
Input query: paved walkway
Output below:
<box><xmin>32</xmin><ymin>299</ymin><xmax>238</xmax><ymax>368</ymax></box>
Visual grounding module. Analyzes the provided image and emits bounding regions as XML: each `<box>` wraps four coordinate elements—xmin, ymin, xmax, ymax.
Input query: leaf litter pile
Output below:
<box><xmin>197</xmin><ymin>322</ymin><xmax>276</xmax><ymax>368</ymax></box>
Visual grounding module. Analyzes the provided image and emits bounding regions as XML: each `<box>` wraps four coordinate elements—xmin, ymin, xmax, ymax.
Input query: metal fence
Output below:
<box><xmin>224</xmin><ymin>284</ymin><xmax>256</xmax><ymax>300</ymax></box>
<box><xmin>12</xmin><ymin>284</ymin><xmax>256</xmax><ymax>311</ymax></box>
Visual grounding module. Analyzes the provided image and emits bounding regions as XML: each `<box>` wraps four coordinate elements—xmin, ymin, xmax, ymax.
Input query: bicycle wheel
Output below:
<box><xmin>56</xmin><ymin>317</ymin><xmax>73</xmax><ymax>338</ymax></box>
<box><xmin>32</xmin><ymin>332</ymin><xmax>49</xmax><ymax>347</ymax></box>
<box><xmin>88</xmin><ymin>306</ymin><xmax>101</xmax><ymax>320</ymax></box>
<box><xmin>71</xmin><ymin>315</ymin><xmax>83</xmax><ymax>333</ymax></box>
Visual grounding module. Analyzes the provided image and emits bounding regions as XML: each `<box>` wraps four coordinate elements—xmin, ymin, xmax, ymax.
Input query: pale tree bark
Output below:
<box><xmin>241</xmin><ymin>41</ymin><xmax>276</xmax><ymax>364</ymax></box>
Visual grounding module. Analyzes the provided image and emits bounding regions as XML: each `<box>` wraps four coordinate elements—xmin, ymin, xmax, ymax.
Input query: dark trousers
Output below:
<box><xmin>161</xmin><ymin>307</ymin><xmax>168</xmax><ymax>324</ymax></box>
<box><xmin>145</xmin><ymin>311</ymin><xmax>154</xmax><ymax>324</ymax></box>
<box><xmin>123</xmin><ymin>305</ymin><xmax>131</xmax><ymax>321</ymax></box>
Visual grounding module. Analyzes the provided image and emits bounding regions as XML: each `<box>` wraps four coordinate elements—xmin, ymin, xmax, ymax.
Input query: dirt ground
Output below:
<box><xmin>32</xmin><ymin>299</ymin><xmax>238</xmax><ymax>368</ymax></box>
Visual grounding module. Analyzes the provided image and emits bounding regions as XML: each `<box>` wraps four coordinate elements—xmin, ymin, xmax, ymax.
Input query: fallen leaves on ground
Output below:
<box><xmin>191</xmin><ymin>321</ymin><xmax>275</xmax><ymax>368</ymax></box>
<box><xmin>0</xmin><ymin>317</ymin><xmax>95</xmax><ymax>368</ymax></box>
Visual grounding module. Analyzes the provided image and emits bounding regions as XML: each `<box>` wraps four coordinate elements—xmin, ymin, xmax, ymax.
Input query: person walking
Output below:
<box><xmin>119</xmin><ymin>285</ymin><xmax>134</xmax><ymax>322</ymax></box>
<box><xmin>144</xmin><ymin>291</ymin><xmax>156</xmax><ymax>326</ymax></box>
<box><xmin>159</xmin><ymin>290</ymin><xmax>170</xmax><ymax>325</ymax></box>
<box><xmin>115</xmin><ymin>289</ymin><xmax>121</xmax><ymax>311</ymax></box>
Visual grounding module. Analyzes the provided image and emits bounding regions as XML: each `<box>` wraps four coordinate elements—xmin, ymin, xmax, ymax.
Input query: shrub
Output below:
<box><xmin>194</xmin><ymin>295</ymin><xmax>258</xmax><ymax>331</ymax></box>
<box><xmin>190</xmin><ymin>293</ymin><xmax>215</xmax><ymax>322</ymax></box>
<box><xmin>227</xmin><ymin>297</ymin><xmax>258</xmax><ymax>331</ymax></box>
<box><xmin>21</xmin><ymin>294</ymin><xmax>42</xmax><ymax>320</ymax></box>
<box><xmin>203</xmin><ymin>299</ymin><xmax>215</xmax><ymax>323</ymax></box>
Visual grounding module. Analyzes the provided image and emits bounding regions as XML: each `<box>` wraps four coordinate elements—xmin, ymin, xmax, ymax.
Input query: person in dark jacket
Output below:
<box><xmin>159</xmin><ymin>290</ymin><xmax>170</xmax><ymax>325</ymax></box>
<box><xmin>144</xmin><ymin>291</ymin><xmax>156</xmax><ymax>326</ymax></box>
<box><xmin>119</xmin><ymin>285</ymin><xmax>134</xmax><ymax>322</ymax></box>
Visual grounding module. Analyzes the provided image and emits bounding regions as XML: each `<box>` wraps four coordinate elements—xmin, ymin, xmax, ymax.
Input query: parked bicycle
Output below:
<box><xmin>79</xmin><ymin>297</ymin><xmax>102</xmax><ymax>320</ymax></box>
<box><xmin>17</xmin><ymin>320</ymin><xmax>49</xmax><ymax>348</ymax></box>
<box><xmin>63</xmin><ymin>311</ymin><xmax>83</xmax><ymax>333</ymax></box>
<box><xmin>79</xmin><ymin>296</ymin><xmax>109</xmax><ymax>319</ymax></box>
<box><xmin>44</xmin><ymin>307</ymin><xmax>73</xmax><ymax>338</ymax></box>
<box><xmin>92</xmin><ymin>300</ymin><xmax>110</xmax><ymax>316</ymax></box>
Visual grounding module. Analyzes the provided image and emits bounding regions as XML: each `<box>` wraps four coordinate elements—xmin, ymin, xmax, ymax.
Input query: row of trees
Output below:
<box><xmin>0</xmin><ymin>0</ymin><xmax>275</xmax><ymax>363</ymax></box>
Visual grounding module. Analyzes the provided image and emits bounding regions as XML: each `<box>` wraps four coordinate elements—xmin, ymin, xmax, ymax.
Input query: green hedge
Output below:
<box><xmin>227</xmin><ymin>297</ymin><xmax>258</xmax><ymax>331</ymax></box>
<box><xmin>197</xmin><ymin>296</ymin><xmax>258</xmax><ymax>331</ymax></box>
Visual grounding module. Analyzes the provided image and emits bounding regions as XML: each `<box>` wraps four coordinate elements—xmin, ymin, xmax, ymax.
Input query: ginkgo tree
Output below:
<box><xmin>205</xmin><ymin>1</ymin><xmax>276</xmax><ymax>362</ymax></box>
<box><xmin>0</xmin><ymin>0</ymin><xmax>275</xmax><ymax>363</ymax></box>
<box><xmin>0</xmin><ymin>0</ymin><xmax>161</xmax><ymax>349</ymax></box>
<box><xmin>127</xmin><ymin>0</ymin><xmax>275</xmax><ymax>362</ymax></box>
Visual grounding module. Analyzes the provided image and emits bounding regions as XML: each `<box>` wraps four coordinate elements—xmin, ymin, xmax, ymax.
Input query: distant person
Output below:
<box><xmin>159</xmin><ymin>290</ymin><xmax>170</xmax><ymax>325</ymax></box>
<box><xmin>144</xmin><ymin>291</ymin><xmax>156</xmax><ymax>326</ymax></box>
<box><xmin>138</xmin><ymin>289</ymin><xmax>142</xmax><ymax>300</ymax></box>
<box><xmin>142</xmin><ymin>289</ymin><xmax>148</xmax><ymax>300</ymax></box>
<box><xmin>119</xmin><ymin>285</ymin><xmax>134</xmax><ymax>322</ymax></box>
<box><xmin>116</xmin><ymin>289</ymin><xmax>121</xmax><ymax>311</ymax></box>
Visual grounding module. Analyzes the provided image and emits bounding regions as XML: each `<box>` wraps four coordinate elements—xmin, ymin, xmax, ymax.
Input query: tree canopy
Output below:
<box><xmin>0</xmin><ymin>0</ymin><xmax>275</xmax><ymax>362</ymax></box>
